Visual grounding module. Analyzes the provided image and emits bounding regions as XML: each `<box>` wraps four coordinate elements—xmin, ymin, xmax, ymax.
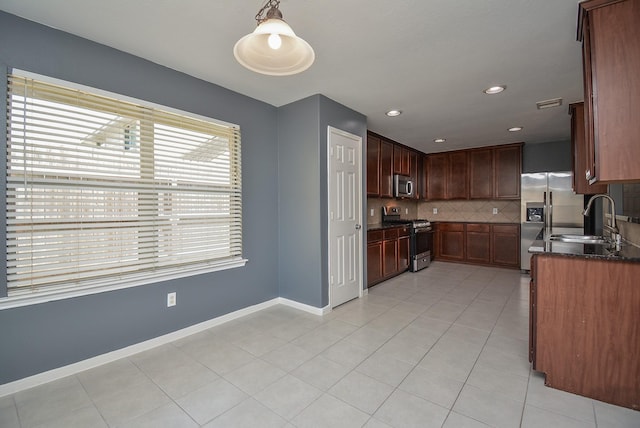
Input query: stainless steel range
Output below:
<box><xmin>382</xmin><ymin>206</ymin><xmax>433</xmax><ymax>272</ymax></box>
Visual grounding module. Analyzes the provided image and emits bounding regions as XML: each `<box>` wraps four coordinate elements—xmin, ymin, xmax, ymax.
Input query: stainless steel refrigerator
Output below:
<box><xmin>520</xmin><ymin>172</ymin><xmax>584</xmax><ymax>270</ymax></box>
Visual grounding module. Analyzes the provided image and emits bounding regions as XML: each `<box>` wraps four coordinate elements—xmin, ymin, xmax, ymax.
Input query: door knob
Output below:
<box><xmin>355</xmin><ymin>224</ymin><xmax>362</xmax><ymax>230</ymax></box>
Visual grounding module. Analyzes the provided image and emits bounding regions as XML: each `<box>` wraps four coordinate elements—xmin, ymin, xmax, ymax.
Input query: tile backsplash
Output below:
<box><xmin>419</xmin><ymin>200</ymin><xmax>520</xmax><ymax>223</ymax></box>
<box><xmin>367</xmin><ymin>198</ymin><xmax>520</xmax><ymax>224</ymax></box>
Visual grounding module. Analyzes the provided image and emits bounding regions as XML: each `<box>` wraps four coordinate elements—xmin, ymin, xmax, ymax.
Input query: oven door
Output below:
<box><xmin>411</xmin><ymin>227</ymin><xmax>433</xmax><ymax>271</ymax></box>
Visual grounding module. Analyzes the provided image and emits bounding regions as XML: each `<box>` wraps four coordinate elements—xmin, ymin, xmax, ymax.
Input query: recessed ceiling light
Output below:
<box><xmin>386</xmin><ymin>109</ymin><xmax>402</xmax><ymax>117</ymax></box>
<box><xmin>483</xmin><ymin>85</ymin><xmax>506</xmax><ymax>95</ymax></box>
<box><xmin>508</xmin><ymin>126</ymin><xmax>523</xmax><ymax>132</ymax></box>
<box><xmin>434</xmin><ymin>138</ymin><xmax>446</xmax><ymax>143</ymax></box>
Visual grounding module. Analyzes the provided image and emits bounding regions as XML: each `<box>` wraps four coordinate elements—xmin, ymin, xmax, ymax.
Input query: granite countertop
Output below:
<box><xmin>528</xmin><ymin>228</ymin><xmax>640</xmax><ymax>262</ymax></box>
<box><xmin>367</xmin><ymin>222</ymin><xmax>412</xmax><ymax>231</ymax></box>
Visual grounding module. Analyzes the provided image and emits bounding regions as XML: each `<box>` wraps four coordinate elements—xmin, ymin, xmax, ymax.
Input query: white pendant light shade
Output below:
<box><xmin>234</xmin><ymin>12</ymin><xmax>315</xmax><ymax>76</ymax></box>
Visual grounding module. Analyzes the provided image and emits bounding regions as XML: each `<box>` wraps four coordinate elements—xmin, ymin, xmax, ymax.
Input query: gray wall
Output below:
<box><xmin>523</xmin><ymin>140</ymin><xmax>572</xmax><ymax>173</ymax></box>
<box><xmin>277</xmin><ymin>95</ymin><xmax>366</xmax><ymax>308</ymax></box>
<box><xmin>0</xmin><ymin>12</ymin><xmax>280</xmax><ymax>385</ymax></box>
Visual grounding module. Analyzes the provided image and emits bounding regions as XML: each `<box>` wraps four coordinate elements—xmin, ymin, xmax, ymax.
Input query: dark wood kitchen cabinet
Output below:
<box><xmin>393</xmin><ymin>145</ymin><xmax>411</xmax><ymax>176</ymax></box>
<box><xmin>466</xmin><ymin>223</ymin><xmax>491</xmax><ymax>264</ymax></box>
<box><xmin>367</xmin><ymin>226</ymin><xmax>410</xmax><ymax>287</ymax></box>
<box><xmin>468</xmin><ymin>148</ymin><xmax>493</xmax><ymax>199</ymax></box>
<box><xmin>491</xmin><ymin>224</ymin><xmax>520</xmax><ymax>267</ymax></box>
<box><xmin>447</xmin><ymin>151</ymin><xmax>469</xmax><ymax>199</ymax></box>
<box><xmin>435</xmin><ymin>222</ymin><xmax>520</xmax><ymax>268</ymax></box>
<box><xmin>494</xmin><ymin>144</ymin><xmax>522</xmax><ymax>199</ymax></box>
<box><xmin>367</xmin><ymin>134</ymin><xmax>381</xmax><ymax>196</ymax></box>
<box><xmin>409</xmin><ymin>150</ymin><xmax>420</xmax><ymax>200</ymax></box>
<box><xmin>530</xmin><ymin>254</ymin><xmax>640</xmax><ymax>409</ymax></box>
<box><xmin>569</xmin><ymin>102</ymin><xmax>607</xmax><ymax>194</ymax></box>
<box><xmin>425</xmin><ymin>143</ymin><xmax>521</xmax><ymax>201</ymax></box>
<box><xmin>426</xmin><ymin>153</ymin><xmax>447</xmax><ymax>200</ymax></box>
<box><xmin>382</xmin><ymin>236</ymin><xmax>398</xmax><ymax>277</ymax></box>
<box><xmin>468</xmin><ymin>143</ymin><xmax>522</xmax><ymax>200</ymax></box>
<box><xmin>367</xmin><ymin>132</ymin><xmax>394</xmax><ymax>198</ymax></box>
<box><xmin>398</xmin><ymin>228</ymin><xmax>411</xmax><ymax>271</ymax></box>
<box><xmin>367</xmin><ymin>232</ymin><xmax>383</xmax><ymax>286</ymax></box>
<box><xmin>578</xmin><ymin>0</ymin><xmax>640</xmax><ymax>183</ymax></box>
<box><xmin>436</xmin><ymin>223</ymin><xmax>465</xmax><ymax>262</ymax></box>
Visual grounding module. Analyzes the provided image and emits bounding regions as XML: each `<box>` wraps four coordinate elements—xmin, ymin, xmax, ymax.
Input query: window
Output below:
<box><xmin>5</xmin><ymin>72</ymin><xmax>243</xmax><ymax>299</ymax></box>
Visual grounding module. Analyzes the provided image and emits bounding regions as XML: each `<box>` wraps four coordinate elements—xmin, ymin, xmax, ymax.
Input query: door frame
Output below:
<box><xmin>327</xmin><ymin>126</ymin><xmax>364</xmax><ymax>308</ymax></box>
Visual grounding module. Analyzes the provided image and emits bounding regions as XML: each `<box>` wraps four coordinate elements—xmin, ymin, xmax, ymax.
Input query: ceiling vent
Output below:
<box><xmin>536</xmin><ymin>98</ymin><xmax>563</xmax><ymax>110</ymax></box>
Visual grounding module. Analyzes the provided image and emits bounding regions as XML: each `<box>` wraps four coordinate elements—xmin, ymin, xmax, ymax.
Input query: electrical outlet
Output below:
<box><xmin>167</xmin><ymin>292</ymin><xmax>177</xmax><ymax>307</ymax></box>
<box><xmin>433</xmin><ymin>208</ymin><xmax>438</xmax><ymax>215</ymax></box>
<box><xmin>405</xmin><ymin>208</ymin><xmax>409</xmax><ymax>214</ymax></box>
<box><xmin>370</xmin><ymin>208</ymin><xmax>374</xmax><ymax>217</ymax></box>
<box><xmin>493</xmin><ymin>207</ymin><xmax>498</xmax><ymax>215</ymax></box>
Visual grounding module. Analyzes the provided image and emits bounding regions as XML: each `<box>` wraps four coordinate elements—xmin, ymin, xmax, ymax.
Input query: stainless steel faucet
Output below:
<box><xmin>583</xmin><ymin>194</ymin><xmax>619</xmax><ymax>242</ymax></box>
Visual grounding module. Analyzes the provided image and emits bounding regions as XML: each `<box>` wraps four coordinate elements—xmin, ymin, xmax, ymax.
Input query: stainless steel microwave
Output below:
<box><xmin>394</xmin><ymin>174</ymin><xmax>414</xmax><ymax>198</ymax></box>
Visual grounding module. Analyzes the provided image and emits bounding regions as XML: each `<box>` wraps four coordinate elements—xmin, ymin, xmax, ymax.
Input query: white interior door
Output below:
<box><xmin>328</xmin><ymin>126</ymin><xmax>362</xmax><ymax>308</ymax></box>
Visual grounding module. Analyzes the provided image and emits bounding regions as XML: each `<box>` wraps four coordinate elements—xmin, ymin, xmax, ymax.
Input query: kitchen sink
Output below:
<box><xmin>548</xmin><ymin>234</ymin><xmax>611</xmax><ymax>245</ymax></box>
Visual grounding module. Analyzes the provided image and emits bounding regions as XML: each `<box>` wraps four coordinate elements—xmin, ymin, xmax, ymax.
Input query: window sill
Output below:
<box><xmin>0</xmin><ymin>258</ymin><xmax>248</xmax><ymax>310</ymax></box>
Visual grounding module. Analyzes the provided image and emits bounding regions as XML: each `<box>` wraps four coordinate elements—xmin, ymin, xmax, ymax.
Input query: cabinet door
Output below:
<box><xmin>380</xmin><ymin>140</ymin><xmax>394</xmax><ymax>197</ymax></box>
<box><xmin>494</xmin><ymin>145</ymin><xmax>522</xmax><ymax>199</ymax></box>
<box><xmin>393</xmin><ymin>145</ymin><xmax>410</xmax><ymax>176</ymax></box>
<box><xmin>438</xmin><ymin>223</ymin><xmax>465</xmax><ymax>261</ymax></box>
<box><xmin>581</xmin><ymin>0</ymin><xmax>640</xmax><ymax>183</ymax></box>
<box><xmin>366</xmin><ymin>134</ymin><xmax>381</xmax><ymax>196</ymax></box>
<box><xmin>427</xmin><ymin>153</ymin><xmax>447</xmax><ymax>200</ymax></box>
<box><xmin>468</xmin><ymin>148</ymin><xmax>493</xmax><ymax>199</ymax></box>
<box><xmin>409</xmin><ymin>150</ymin><xmax>419</xmax><ymax>199</ymax></box>
<box><xmin>529</xmin><ymin>256</ymin><xmax>537</xmax><ymax>366</ymax></box>
<box><xmin>447</xmin><ymin>151</ymin><xmax>469</xmax><ymax>199</ymax></box>
<box><xmin>466</xmin><ymin>223</ymin><xmax>490</xmax><ymax>264</ymax></box>
<box><xmin>491</xmin><ymin>224</ymin><xmax>520</xmax><ymax>267</ymax></box>
<box><xmin>569</xmin><ymin>103</ymin><xmax>607</xmax><ymax>194</ymax></box>
<box><xmin>398</xmin><ymin>235</ymin><xmax>410</xmax><ymax>271</ymax></box>
<box><xmin>421</xmin><ymin>154</ymin><xmax>429</xmax><ymax>200</ymax></box>
<box><xmin>367</xmin><ymin>241</ymin><xmax>383</xmax><ymax>287</ymax></box>
<box><xmin>382</xmin><ymin>238</ymin><xmax>398</xmax><ymax>277</ymax></box>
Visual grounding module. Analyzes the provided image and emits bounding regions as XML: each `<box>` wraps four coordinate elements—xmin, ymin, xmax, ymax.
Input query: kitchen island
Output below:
<box><xmin>528</xmin><ymin>231</ymin><xmax>640</xmax><ymax>410</ymax></box>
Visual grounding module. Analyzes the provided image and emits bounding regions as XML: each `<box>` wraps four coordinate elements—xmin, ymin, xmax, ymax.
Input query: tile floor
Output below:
<box><xmin>1</xmin><ymin>262</ymin><xmax>639</xmax><ymax>427</ymax></box>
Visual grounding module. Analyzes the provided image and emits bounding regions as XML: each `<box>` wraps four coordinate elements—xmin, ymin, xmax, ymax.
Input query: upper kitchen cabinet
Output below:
<box><xmin>578</xmin><ymin>0</ymin><xmax>640</xmax><ymax>183</ymax></box>
<box><xmin>425</xmin><ymin>151</ymin><xmax>469</xmax><ymax>200</ymax></box>
<box><xmin>447</xmin><ymin>151</ymin><xmax>469</xmax><ymax>199</ymax></box>
<box><xmin>426</xmin><ymin>153</ymin><xmax>447</xmax><ymax>200</ymax></box>
<box><xmin>367</xmin><ymin>132</ymin><xmax>394</xmax><ymax>197</ymax></box>
<box><xmin>494</xmin><ymin>143</ymin><xmax>522</xmax><ymax>199</ymax></box>
<box><xmin>393</xmin><ymin>145</ymin><xmax>411</xmax><ymax>176</ymax></box>
<box><xmin>367</xmin><ymin>134</ymin><xmax>381</xmax><ymax>196</ymax></box>
<box><xmin>468</xmin><ymin>148</ymin><xmax>494</xmax><ymax>199</ymax></box>
<box><xmin>434</xmin><ymin>143</ymin><xmax>523</xmax><ymax>201</ymax></box>
<box><xmin>569</xmin><ymin>102</ymin><xmax>608</xmax><ymax>194</ymax></box>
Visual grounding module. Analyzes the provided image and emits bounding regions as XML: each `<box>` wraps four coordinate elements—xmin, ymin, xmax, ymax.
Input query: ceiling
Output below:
<box><xmin>0</xmin><ymin>0</ymin><xmax>585</xmax><ymax>154</ymax></box>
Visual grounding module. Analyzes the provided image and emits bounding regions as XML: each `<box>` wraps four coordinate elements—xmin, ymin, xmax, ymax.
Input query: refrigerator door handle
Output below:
<box><xmin>549</xmin><ymin>191</ymin><xmax>553</xmax><ymax>229</ymax></box>
<box><xmin>543</xmin><ymin>192</ymin><xmax>547</xmax><ymax>228</ymax></box>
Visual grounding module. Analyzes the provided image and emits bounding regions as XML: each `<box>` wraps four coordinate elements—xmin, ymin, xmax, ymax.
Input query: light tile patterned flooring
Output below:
<box><xmin>1</xmin><ymin>261</ymin><xmax>639</xmax><ymax>427</ymax></box>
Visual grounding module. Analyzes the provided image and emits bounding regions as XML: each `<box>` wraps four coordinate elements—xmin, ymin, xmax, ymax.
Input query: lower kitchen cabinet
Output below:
<box><xmin>434</xmin><ymin>222</ymin><xmax>520</xmax><ymax>269</ymax></box>
<box><xmin>491</xmin><ymin>224</ymin><xmax>520</xmax><ymax>267</ymax></box>
<box><xmin>437</xmin><ymin>223</ymin><xmax>465</xmax><ymax>262</ymax></box>
<box><xmin>367</xmin><ymin>226</ymin><xmax>410</xmax><ymax>287</ymax></box>
<box><xmin>366</xmin><ymin>236</ymin><xmax>383</xmax><ymax>286</ymax></box>
<box><xmin>466</xmin><ymin>223</ymin><xmax>491</xmax><ymax>264</ymax></box>
<box><xmin>382</xmin><ymin>230</ymin><xmax>398</xmax><ymax>277</ymax></box>
<box><xmin>530</xmin><ymin>254</ymin><xmax>640</xmax><ymax>409</ymax></box>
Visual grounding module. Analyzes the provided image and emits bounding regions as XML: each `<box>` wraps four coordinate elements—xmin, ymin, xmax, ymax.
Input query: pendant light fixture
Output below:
<box><xmin>234</xmin><ymin>0</ymin><xmax>315</xmax><ymax>76</ymax></box>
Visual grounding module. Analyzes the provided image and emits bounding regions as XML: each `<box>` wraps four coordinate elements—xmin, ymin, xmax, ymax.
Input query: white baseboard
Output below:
<box><xmin>0</xmin><ymin>297</ymin><xmax>327</xmax><ymax>398</ymax></box>
<box><xmin>278</xmin><ymin>297</ymin><xmax>331</xmax><ymax>316</ymax></box>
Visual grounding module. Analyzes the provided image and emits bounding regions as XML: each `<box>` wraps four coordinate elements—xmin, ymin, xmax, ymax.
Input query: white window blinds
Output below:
<box><xmin>5</xmin><ymin>74</ymin><xmax>243</xmax><ymax>296</ymax></box>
